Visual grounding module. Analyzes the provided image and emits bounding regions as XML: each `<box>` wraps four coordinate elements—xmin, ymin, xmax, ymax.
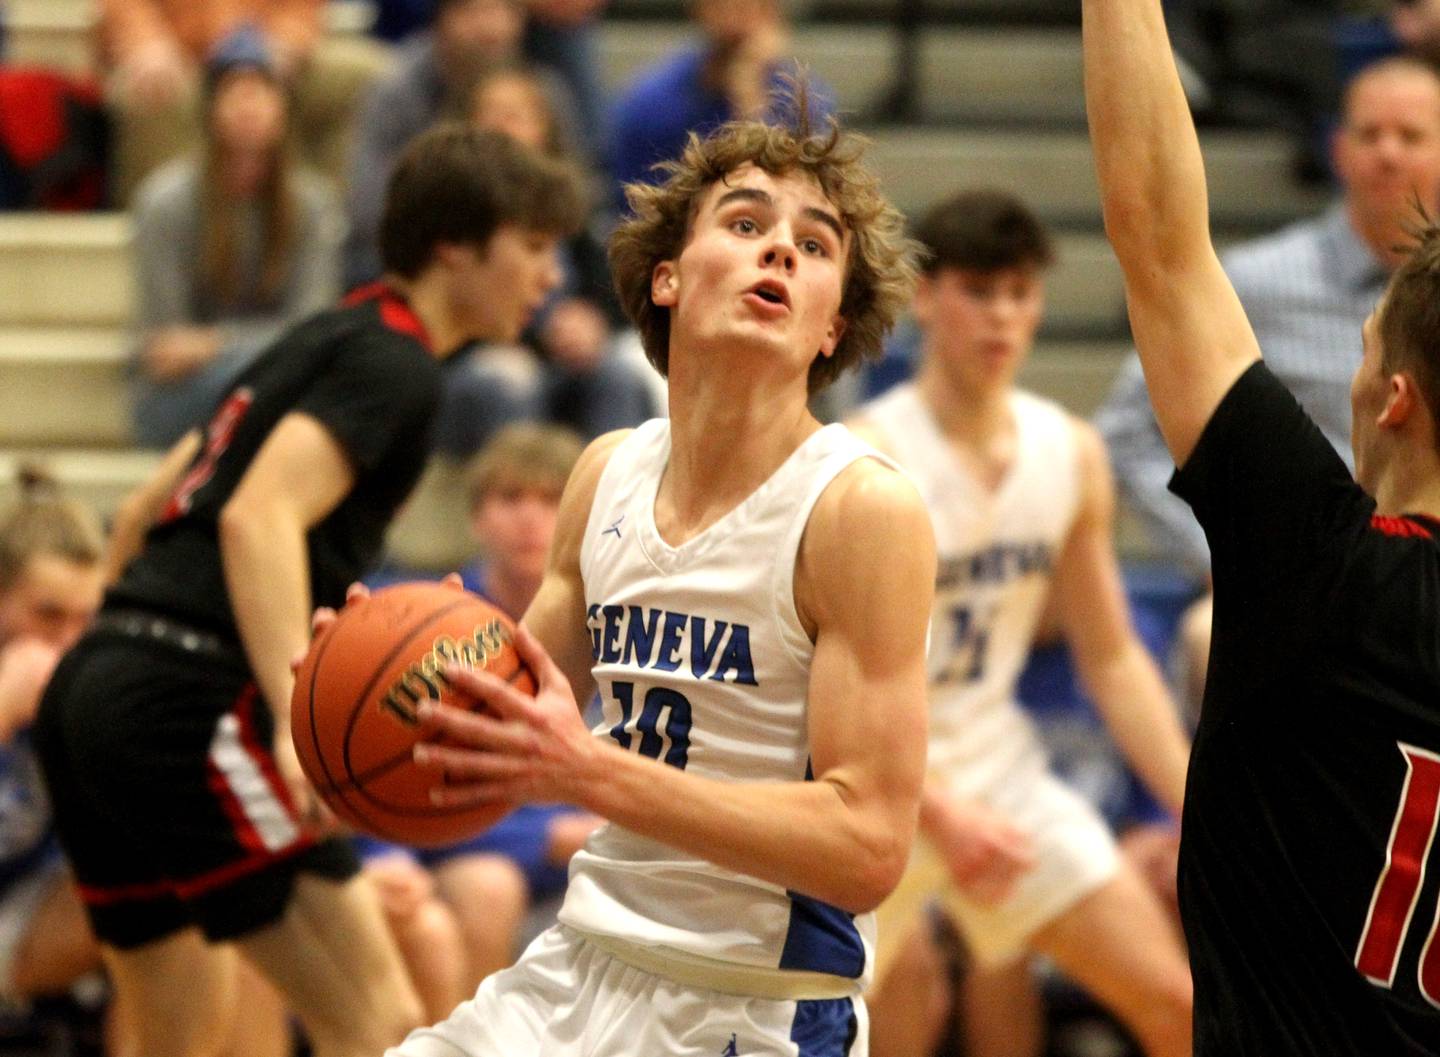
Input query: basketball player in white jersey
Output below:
<box><xmin>381</xmin><ymin>106</ymin><xmax>937</xmax><ymax>1055</ymax></box>
<box><xmin>850</xmin><ymin>190</ymin><xmax>1194</xmax><ymax>1057</ymax></box>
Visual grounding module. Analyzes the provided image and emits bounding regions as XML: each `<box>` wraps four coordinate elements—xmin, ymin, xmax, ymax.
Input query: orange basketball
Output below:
<box><xmin>290</xmin><ymin>581</ymin><xmax>536</xmax><ymax>847</ymax></box>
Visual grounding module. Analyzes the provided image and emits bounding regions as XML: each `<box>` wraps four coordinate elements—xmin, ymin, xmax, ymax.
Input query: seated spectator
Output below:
<box><xmin>343</xmin><ymin>0</ymin><xmax>584</xmax><ymax>289</ymax></box>
<box><xmin>520</xmin><ymin>0</ymin><xmax>608</xmax><ymax>164</ymax></box>
<box><xmin>356</xmin><ymin>852</ymin><xmax>468</xmax><ymax>1023</ymax></box>
<box><xmin>361</xmin><ymin>424</ymin><xmax>604</xmax><ymax>994</ymax></box>
<box><xmin>97</xmin><ymin>0</ymin><xmax>388</xmax><ymax>201</ymax></box>
<box><xmin>1392</xmin><ymin>0</ymin><xmax>1440</xmax><ymax>61</ymax></box>
<box><xmin>607</xmin><ymin>0</ymin><xmax>832</xmax><ymax>201</ymax></box>
<box><xmin>0</xmin><ymin>470</ymin><xmax>105</xmax><ymax>1015</ymax></box>
<box><xmin>434</xmin><ymin>65</ymin><xmax>656</xmax><ymax>455</ymax></box>
<box><xmin>367</xmin><ymin>0</ymin><xmax>609</xmax><ymax>164</ymax></box>
<box><xmin>129</xmin><ymin>33</ymin><xmax>343</xmax><ymax>448</ymax></box>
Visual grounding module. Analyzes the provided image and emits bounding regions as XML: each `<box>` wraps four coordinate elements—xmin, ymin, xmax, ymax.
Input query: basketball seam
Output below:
<box><xmin>332</xmin><ymin>656</ymin><xmax>527</xmax><ymax>791</ymax></box>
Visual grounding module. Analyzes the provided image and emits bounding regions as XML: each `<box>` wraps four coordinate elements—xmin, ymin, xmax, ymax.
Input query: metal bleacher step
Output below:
<box><xmin>864</xmin><ymin>125</ymin><xmax>1326</xmax><ymax>227</ymax></box>
<box><xmin>610</xmin><ymin>0</ymin><xmax>1079</xmax><ymax>25</ymax></box>
<box><xmin>808</xmin><ymin>0</ymin><xmax>1078</xmax><ymax>25</ymax></box>
<box><xmin>0</xmin><ymin>327</ymin><xmax>131</xmax><ymax>447</ymax></box>
<box><xmin>3</xmin><ymin>0</ymin><xmax>94</xmax><ymax>74</ymax></box>
<box><xmin>1018</xmin><ymin>340</ymin><xmax>1129</xmax><ymax>419</ymax></box>
<box><xmin>0</xmin><ymin>447</ymin><xmax>495</xmax><ymax>573</ymax></box>
<box><xmin>0</xmin><ymin>336</ymin><xmax>1123</xmax><ymax>570</ymax></box>
<box><xmin>0</xmin><ymin>214</ymin><xmax>131</xmax><ymax>326</ymax></box>
<box><xmin>0</xmin><ymin>211</ymin><xmax>1130</xmax><ymax>337</ymax></box>
<box><xmin>600</xmin><ymin>23</ymin><xmax>1086</xmax><ymax>127</ymax></box>
<box><xmin>0</xmin><ymin>214</ymin><xmax>132</xmax><ymax>326</ymax></box>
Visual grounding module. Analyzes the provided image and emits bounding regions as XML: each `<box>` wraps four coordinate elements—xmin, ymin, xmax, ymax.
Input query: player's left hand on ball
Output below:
<box><xmin>303</xmin><ymin>582</ymin><xmax>372</xmax><ymax>648</ymax></box>
<box><xmin>410</xmin><ymin>623</ymin><xmax>595</xmax><ymax>807</ymax></box>
<box><xmin>275</xmin><ymin>734</ymin><xmax>337</xmax><ymax>833</ymax></box>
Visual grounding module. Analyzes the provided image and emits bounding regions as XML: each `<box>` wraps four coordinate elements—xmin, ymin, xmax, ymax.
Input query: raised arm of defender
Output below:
<box><xmin>1083</xmin><ymin>0</ymin><xmax>1261</xmax><ymax>465</ymax></box>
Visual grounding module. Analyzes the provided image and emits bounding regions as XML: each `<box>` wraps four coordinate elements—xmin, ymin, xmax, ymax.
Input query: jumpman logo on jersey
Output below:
<box><xmin>721</xmin><ymin>1035</ymin><xmax>739</xmax><ymax>1057</ymax></box>
<box><xmin>602</xmin><ymin>514</ymin><xmax>625</xmax><ymax>540</ymax></box>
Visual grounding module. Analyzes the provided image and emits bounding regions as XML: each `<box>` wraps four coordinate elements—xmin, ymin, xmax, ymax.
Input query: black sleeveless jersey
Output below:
<box><xmin>1171</xmin><ymin>362</ymin><xmax>1440</xmax><ymax>1055</ymax></box>
<box><xmin>110</xmin><ymin>283</ymin><xmax>443</xmax><ymax>638</ymax></box>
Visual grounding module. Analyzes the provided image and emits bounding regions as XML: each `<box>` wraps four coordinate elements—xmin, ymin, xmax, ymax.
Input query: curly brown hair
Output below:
<box><xmin>609</xmin><ymin>101</ymin><xmax>919</xmax><ymax>395</ymax></box>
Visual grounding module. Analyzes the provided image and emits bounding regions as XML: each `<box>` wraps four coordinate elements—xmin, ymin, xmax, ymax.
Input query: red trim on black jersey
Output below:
<box><xmin>1369</xmin><ymin>515</ymin><xmax>1435</xmax><ymax>540</ymax></box>
<box><xmin>77</xmin><ymin>683</ymin><xmax>318</xmax><ymax>911</ymax></box>
<box><xmin>343</xmin><ymin>282</ymin><xmax>433</xmax><ymax>351</ymax></box>
<box><xmin>1409</xmin><ymin>513</ymin><xmax>1440</xmax><ymax>537</ymax></box>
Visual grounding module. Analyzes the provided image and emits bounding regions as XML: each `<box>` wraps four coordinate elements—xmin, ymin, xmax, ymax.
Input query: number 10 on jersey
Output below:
<box><xmin>1354</xmin><ymin>742</ymin><xmax>1440</xmax><ymax>1006</ymax></box>
<box><xmin>607</xmin><ymin>681</ymin><xmax>693</xmax><ymax>769</ymax></box>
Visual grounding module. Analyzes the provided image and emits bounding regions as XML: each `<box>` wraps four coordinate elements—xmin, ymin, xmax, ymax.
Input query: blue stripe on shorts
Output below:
<box><xmin>790</xmin><ymin>998</ymin><xmax>858</xmax><ymax>1057</ymax></box>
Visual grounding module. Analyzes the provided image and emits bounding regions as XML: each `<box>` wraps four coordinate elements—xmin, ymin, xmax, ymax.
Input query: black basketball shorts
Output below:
<box><xmin>33</xmin><ymin>626</ymin><xmax>359</xmax><ymax>949</ymax></box>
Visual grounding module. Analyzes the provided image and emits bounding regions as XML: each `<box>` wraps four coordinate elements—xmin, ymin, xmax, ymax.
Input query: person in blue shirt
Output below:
<box><xmin>361</xmin><ymin>423</ymin><xmax>603</xmax><ymax>995</ymax></box>
<box><xmin>607</xmin><ymin>0</ymin><xmax>832</xmax><ymax>204</ymax></box>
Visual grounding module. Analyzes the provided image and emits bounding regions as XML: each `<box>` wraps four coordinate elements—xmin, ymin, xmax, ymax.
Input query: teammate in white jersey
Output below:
<box><xmin>850</xmin><ymin>190</ymin><xmax>1194</xmax><ymax>1057</ymax></box>
<box><xmin>385</xmin><ymin>101</ymin><xmax>937</xmax><ymax>1056</ymax></box>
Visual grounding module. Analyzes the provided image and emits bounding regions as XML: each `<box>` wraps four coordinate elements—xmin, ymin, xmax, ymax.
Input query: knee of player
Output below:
<box><xmin>411</xmin><ymin>897</ymin><xmax>464</xmax><ymax>954</ymax></box>
<box><xmin>369</xmin><ymin>983</ymin><xmax>427</xmax><ymax>1049</ymax></box>
<box><xmin>442</xmin><ymin>855</ymin><xmax>531</xmax><ymax>920</ymax></box>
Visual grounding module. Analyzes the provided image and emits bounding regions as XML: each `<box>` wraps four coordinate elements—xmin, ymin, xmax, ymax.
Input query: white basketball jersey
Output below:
<box><xmin>862</xmin><ymin>384</ymin><xmax>1082</xmax><ymax>793</ymax></box>
<box><xmin>559</xmin><ymin>420</ymin><xmax>893</xmax><ymax>992</ymax></box>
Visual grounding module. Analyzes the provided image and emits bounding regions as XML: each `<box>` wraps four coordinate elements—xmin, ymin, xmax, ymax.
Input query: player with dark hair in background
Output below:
<box><xmin>32</xmin><ymin>125</ymin><xmax>586</xmax><ymax>1057</ymax></box>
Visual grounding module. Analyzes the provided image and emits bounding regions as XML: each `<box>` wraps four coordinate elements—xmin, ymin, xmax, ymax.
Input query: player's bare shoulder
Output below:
<box><xmin>794</xmin><ymin>449</ymin><xmax>936</xmax><ymax>641</ymax></box>
<box><xmin>1064</xmin><ymin>413</ymin><xmax>1119</xmax><ymax>515</ymax></box>
<box><xmin>548</xmin><ymin>429</ymin><xmax>635</xmax><ymax>567</ymax></box>
<box><xmin>841</xmin><ymin>413</ymin><xmax>896</xmax><ymax>460</ymax></box>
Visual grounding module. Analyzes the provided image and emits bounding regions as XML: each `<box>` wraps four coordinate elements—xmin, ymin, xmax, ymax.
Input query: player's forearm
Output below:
<box><xmin>570</xmin><ymin>745</ymin><xmax>913</xmax><ymax>914</ymax></box>
<box><xmin>106</xmin><ymin>494</ymin><xmax>158</xmax><ymax>586</ymax></box>
<box><xmin>1081</xmin><ymin>641</ymin><xmax>1190</xmax><ymax>817</ymax></box>
<box><xmin>219</xmin><ymin>502</ymin><xmax>311</xmax><ymax>722</ymax></box>
<box><xmin>1083</xmin><ymin>0</ymin><xmax>1211</xmax><ymax>274</ymax></box>
<box><xmin>105</xmin><ymin>431</ymin><xmax>202</xmax><ymax>584</ymax></box>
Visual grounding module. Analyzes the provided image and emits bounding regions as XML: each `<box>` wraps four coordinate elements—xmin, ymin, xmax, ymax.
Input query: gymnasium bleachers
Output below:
<box><xmin>0</xmin><ymin>0</ymin><xmax>1329</xmax><ymax>565</ymax></box>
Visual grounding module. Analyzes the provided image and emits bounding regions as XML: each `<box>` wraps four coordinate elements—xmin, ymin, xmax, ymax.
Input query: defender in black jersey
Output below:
<box><xmin>1084</xmin><ymin>0</ymin><xmax>1440</xmax><ymax>1053</ymax></box>
<box><xmin>33</xmin><ymin>125</ymin><xmax>584</xmax><ymax>1057</ymax></box>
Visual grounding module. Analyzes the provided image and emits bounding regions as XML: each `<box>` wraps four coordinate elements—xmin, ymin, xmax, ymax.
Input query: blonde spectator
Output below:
<box><xmin>359</xmin><ymin>424</ymin><xmax>603</xmax><ymax>994</ymax></box>
<box><xmin>0</xmin><ymin>470</ymin><xmax>105</xmax><ymax>1013</ymax></box>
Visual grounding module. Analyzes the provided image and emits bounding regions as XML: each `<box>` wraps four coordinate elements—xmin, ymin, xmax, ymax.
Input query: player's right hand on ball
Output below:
<box><xmin>410</xmin><ymin>622</ymin><xmax>596</xmax><ymax>808</ymax></box>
